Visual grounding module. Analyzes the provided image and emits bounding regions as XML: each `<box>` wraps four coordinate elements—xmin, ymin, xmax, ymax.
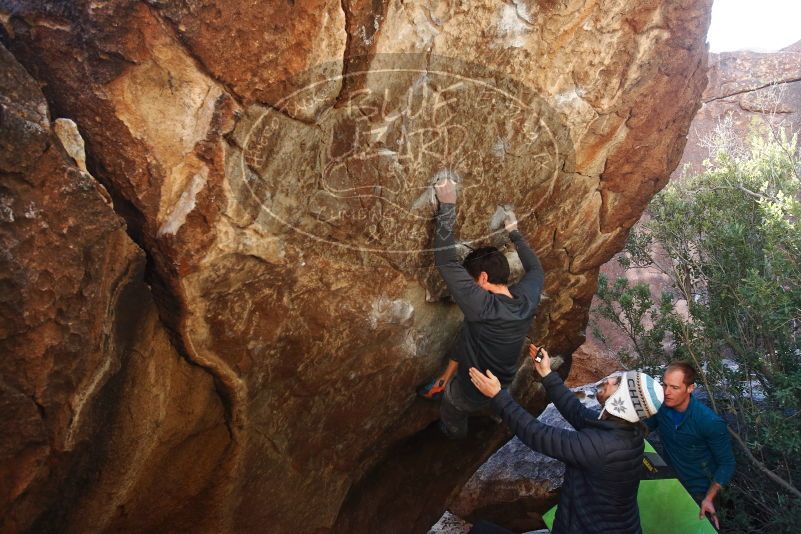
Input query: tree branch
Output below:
<box><xmin>727</xmin><ymin>427</ymin><xmax>801</xmax><ymax>499</ymax></box>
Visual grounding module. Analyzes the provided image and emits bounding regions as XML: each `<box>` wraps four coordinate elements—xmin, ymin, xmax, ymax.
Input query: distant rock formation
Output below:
<box><xmin>676</xmin><ymin>40</ymin><xmax>801</xmax><ymax>179</ymax></box>
<box><xmin>0</xmin><ymin>1</ymin><xmax>711</xmax><ymax>531</ymax></box>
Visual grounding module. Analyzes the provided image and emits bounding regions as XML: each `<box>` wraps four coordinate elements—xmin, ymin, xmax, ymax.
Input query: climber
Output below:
<box><xmin>469</xmin><ymin>345</ymin><xmax>665</xmax><ymax>534</ymax></box>
<box><xmin>419</xmin><ymin>173</ymin><xmax>544</xmax><ymax>440</ymax></box>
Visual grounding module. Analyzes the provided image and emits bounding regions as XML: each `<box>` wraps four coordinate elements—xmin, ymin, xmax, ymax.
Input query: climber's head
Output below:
<box><xmin>598</xmin><ymin>371</ymin><xmax>664</xmax><ymax>423</ymax></box>
<box><xmin>463</xmin><ymin>246</ymin><xmax>510</xmax><ymax>287</ymax></box>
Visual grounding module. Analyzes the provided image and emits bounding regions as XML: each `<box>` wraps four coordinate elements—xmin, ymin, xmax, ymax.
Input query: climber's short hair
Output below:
<box><xmin>463</xmin><ymin>246</ymin><xmax>510</xmax><ymax>285</ymax></box>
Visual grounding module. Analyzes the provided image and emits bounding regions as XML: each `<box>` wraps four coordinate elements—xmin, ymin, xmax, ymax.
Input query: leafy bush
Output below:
<box><xmin>593</xmin><ymin>127</ymin><xmax>801</xmax><ymax>532</ymax></box>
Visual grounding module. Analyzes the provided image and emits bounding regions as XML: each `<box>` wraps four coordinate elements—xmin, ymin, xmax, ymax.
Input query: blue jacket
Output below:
<box><xmin>646</xmin><ymin>396</ymin><xmax>735</xmax><ymax>496</ymax></box>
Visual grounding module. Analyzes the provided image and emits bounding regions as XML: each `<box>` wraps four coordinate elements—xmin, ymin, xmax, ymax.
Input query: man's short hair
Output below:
<box><xmin>463</xmin><ymin>247</ymin><xmax>510</xmax><ymax>285</ymax></box>
<box><xmin>666</xmin><ymin>361</ymin><xmax>696</xmax><ymax>386</ymax></box>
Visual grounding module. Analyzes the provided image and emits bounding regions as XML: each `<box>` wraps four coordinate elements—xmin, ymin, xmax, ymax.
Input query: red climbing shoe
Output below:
<box><xmin>418</xmin><ymin>378</ymin><xmax>447</xmax><ymax>401</ymax></box>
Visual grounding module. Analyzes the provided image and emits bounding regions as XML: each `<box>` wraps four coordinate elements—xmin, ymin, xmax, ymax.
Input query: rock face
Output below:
<box><xmin>676</xmin><ymin>40</ymin><xmax>801</xmax><ymax>178</ymax></box>
<box><xmin>0</xmin><ymin>1</ymin><xmax>711</xmax><ymax>532</ymax></box>
<box><xmin>0</xmin><ymin>44</ymin><xmax>230</xmax><ymax>533</ymax></box>
<box><xmin>564</xmin><ymin>341</ymin><xmax>623</xmax><ymax>387</ymax></box>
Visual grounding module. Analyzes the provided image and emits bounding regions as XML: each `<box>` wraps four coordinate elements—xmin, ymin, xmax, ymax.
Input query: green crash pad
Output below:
<box><xmin>542</xmin><ymin>441</ymin><xmax>716</xmax><ymax>533</ymax></box>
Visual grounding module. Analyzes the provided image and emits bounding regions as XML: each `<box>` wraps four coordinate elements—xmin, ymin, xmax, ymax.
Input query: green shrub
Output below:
<box><xmin>593</xmin><ymin>128</ymin><xmax>801</xmax><ymax>532</ymax></box>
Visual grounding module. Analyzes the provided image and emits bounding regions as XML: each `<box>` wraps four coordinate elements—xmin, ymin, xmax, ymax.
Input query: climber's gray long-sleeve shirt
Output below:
<box><xmin>434</xmin><ymin>203</ymin><xmax>544</xmax><ymax>403</ymax></box>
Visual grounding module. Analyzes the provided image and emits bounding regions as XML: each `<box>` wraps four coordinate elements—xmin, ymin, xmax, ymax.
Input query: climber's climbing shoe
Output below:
<box><xmin>438</xmin><ymin>419</ymin><xmax>466</xmax><ymax>440</ymax></box>
<box><xmin>417</xmin><ymin>378</ymin><xmax>446</xmax><ymax>401</ymax></box>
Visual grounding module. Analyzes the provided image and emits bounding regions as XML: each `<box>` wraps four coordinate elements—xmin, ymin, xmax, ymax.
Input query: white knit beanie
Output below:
<box><xmin>600</xmin><ymin>371</ymin><xmax>664</xmax><ymax>423</ymax></box>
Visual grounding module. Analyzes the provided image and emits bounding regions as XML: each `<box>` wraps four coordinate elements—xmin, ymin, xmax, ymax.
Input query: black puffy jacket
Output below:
<box><xmin>491</xmin><ymin>373</ymin><xmax>645</xmax><ymax>534</ymax></box>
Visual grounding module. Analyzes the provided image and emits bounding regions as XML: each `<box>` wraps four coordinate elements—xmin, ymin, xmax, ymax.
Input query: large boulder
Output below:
<box><xmin>0</xmin><ymin>0</ymin><xmax>712</xmax><ymax>531</ymax></box>
<box><xmin>0</xmin><ymin>43</ymin><xmax>230</xmax><ymax>533</ymax></box>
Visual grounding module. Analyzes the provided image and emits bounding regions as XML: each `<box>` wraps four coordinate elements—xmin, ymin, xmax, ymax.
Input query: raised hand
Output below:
<box><xmin>529</xmin><ymin>344</ymin><xmax>552</xmax><ymax>378</ymax></box>
<box><xmin>434</xmin><ymin>177</ymin><xmax>457</xmax><ymax>204</ymax></box>
<box><xmin>503</xmin><ymin>207</ymin><xmax>518</xmax><ymax>233</ymax></box>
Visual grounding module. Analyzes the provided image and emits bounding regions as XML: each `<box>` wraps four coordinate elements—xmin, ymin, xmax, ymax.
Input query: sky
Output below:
<box><xmin>708</xmin><ymin>0</ymin><xmax>801</xmax><ymax>52</ymax></box>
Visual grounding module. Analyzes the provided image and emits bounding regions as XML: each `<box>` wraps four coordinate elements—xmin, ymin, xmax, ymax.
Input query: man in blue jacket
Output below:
<box><xmin>470</xmin><ymin>346</ymin><xmax>664</xmax><ymax>534</ymax></box>
<box><xmin>427</xmin><ymin>174</ymin><xmax>544</xmax><ymax>439</ymax></box>
<box><xmin>647</xmin><ymin>361</ymin><xmax>735</xmax><ymax>529</ymax></box>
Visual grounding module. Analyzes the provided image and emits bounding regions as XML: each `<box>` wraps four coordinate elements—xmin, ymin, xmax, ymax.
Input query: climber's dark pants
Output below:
<box><xmin>439</xmin><ymin>378</ymin><xmax>491</xmax><ymax>439</ymax></box>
